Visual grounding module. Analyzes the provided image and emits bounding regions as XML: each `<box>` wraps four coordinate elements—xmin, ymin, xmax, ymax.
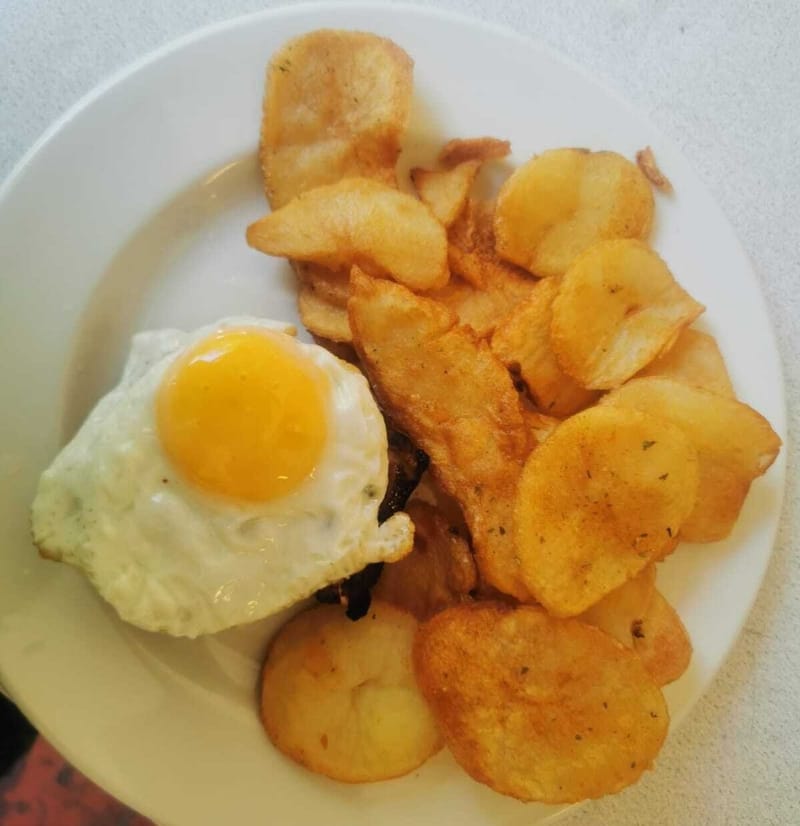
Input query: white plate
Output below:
<box><xmin>0</xmin><ymin>3</ymin><xmax>786</xmax><ymax>825</ymax></box>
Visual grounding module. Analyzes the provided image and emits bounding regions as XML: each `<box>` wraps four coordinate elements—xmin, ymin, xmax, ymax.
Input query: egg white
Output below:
<box><xmin>32</xmin><ymin>317</ymin><xmax>412</xmax><ymax>637</ymax></box>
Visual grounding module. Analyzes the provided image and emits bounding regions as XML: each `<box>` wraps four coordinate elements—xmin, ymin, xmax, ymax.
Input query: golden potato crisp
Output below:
<box><xmin>427</xmin><ymin>271</ymin><xmax>536</xmax><ymax>339</ymax></box>
<box><xmin>247</xmin><ymin>178</ymin><xmax>449</xmax><ymax>291</ymax></box>
<box><xmin>261</xmin><ymin>601</ymin><xmax>441</xmax><ymax>782</ymax></box>
<box><xmin>438</xmin><ymin>136</ymin><xmax>511</xmax><ymax>168</ymax></box>
<box><xmin>414</xmin><ymin>603</ymin><xmax>669</xmax><ymax>803</ymax></box>
<box><xmin>521</xmin><ymin>407</ymin><xmax>561</xmax><ymax>447</ymax></box>
<box><xmin>633</xmin><ymin>590</ymin><xmax>693</xmax><ymax>686</ymax></box>
<box><xmin>550</xmin><ymin>239</ymin><xmax>705</xmax><ymax>389</ymax></box>
<box><xmin>374</xmin><ymin>500</ymin><xmax>476</xmax><ymax>619</ymax></box>
<box><xmin>259</xmin><ymin>30</ymin><xmax>413</xmax><ymax>208</ymax></box>
<box><xmin>448</xmin><ymin>198</ymin><xmax>531</xmax><ymax>289</ymax></box>
<box><xmin>348</xmin><ymin>271</ymin><xmax>533</xmax><ymax>600</ymax></box>
<box><xmin>494</xmin><ymin>148</ymin><xmax>654</xmax><ymax>278</ymax></box>
<box><xmin>580</xmin><ymin>565</ymin><xmax>656</xmax><ymax>646</ymax></box>
<box><xmin>410</xmin><ymin>160</ymin><xmax>480</xmax><ymax>227</ymax></box>
<box><xmin>515</xmin><ymin>406</ymin><xmax>699</xmax><ymax>616</ymax></box>
<box><xmin>296</xmin><ymin>262</ymin><xmax>350</xmax><ymax>308</ymax></box>
<box><xmin>297</xmin><ymin>284</ymin><xmax>352</xmax><ymax>342</ymax></box>
<box><xmin>491</xmin><ymin>277</ymin><xmax>599</xmax><ymax>416</ymax></box>
<box><xmin>602</xmin><ymin>378</ymin><xmax>781</xmax><ymax>541</ymax></box>
<box><xmin>635</xmin><ymin>327</ymin><xmax>734</xmax><ymax>397</ymax></box>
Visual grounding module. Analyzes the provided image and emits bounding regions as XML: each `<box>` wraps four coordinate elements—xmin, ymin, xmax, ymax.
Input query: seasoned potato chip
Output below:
<box><xmin>602</xmin><ymin>378</ymin><xmax>781</xmax><ymax>541</ymax></box>
<box><xmin>448</xmin><ymin>199</ymin><xmax>530</xmax><ymax>289</ymax></box>
<box><xmin>427</xmin><ymin>270</ymin><xmax>536</xmax><ymax>339</ymax></box>
<box><xmin>348</xmin><ymin>271</ymin><xmax>533</xmax><ymax>600</ymax></box>
<box><xmin>247</xmin><ymin>178</ymin><xmax>449</xmax><ymax>291</ymax></box>
<box><xmin>633</xmin><ymin>590</ymin><xmax>692</xmax><ymax>686</ymax></box>
<box><xmin>259</xmin><ymin>30</ymin><xmax>413</xmax><ymax>208</ymax></box>
<box><xmin>514</xmin><ymin>406</ymin><xmax>699</xmax><ymax>616</ymax></box>
<box><xmin>414</xmin><ymin>603</ymin><xmax>669</xmax><ymax>803</ymax></box>
<box><xmin>654</xmin><ymin>530</ymin><xmax>681</xmax><ymax>562</ymax></box>
<box><xmin>521</xmin><ymin>406</ymin><xmax>561</xmax><ymax>447</ymax></box>
<box><xmin>580</xmin><ymin>565</ymin><xmax>657</xmax><ymax>646</ymax></box>
<box><xmin>550</xmin><ymin>240</ymin><xmax>705</xmax><ymax>389</ymax></box>
<box><xmin>411</xmin><ymin>473</ymin><xmax>470</xmax><ymax>537</ymax></box>
<box><xmin>495</xmin><ymin>148</ymin><xmax>654</xmax><ymax>278</ymax></box>
<box><xmin>410</xmin><ymin>160</ymin><xmax>480</xmax><ymax>227</ymax></box>
<box><xmin>260</xmin><ymin>601</ymin><xmax>441</xmax><ymax>782</ymax></box>
<box><xmin>438</xmin><ymin>136</ymin><xmax>511</xmax><ymax>168</ymax></box>
<box><xmin>491</xmin><ymin>277</ymin><xmax>599</xmax><ymax>416</ymax></box>
<box><xmin>297</xmin><ymin>284</ymin><xmax>352</xmax><ymax>342</ymax></box>
<box><xmin>636</xmin><ymin>146</ymin><xmax>673</xmax><ymax>194</ymax></box>
<box><xmin>635</xmin><ymin>327</ymin><xmax>734</xmax><ymax>397</ymax></box>
<box><xmin>295</xmin><ymin>262</ymin><xmax>350</xmax><ymax>308</ymax></box>
<box><xmin>374</xmin><ymin>500</ymin><xmax>476</xmax><ymax>619</ymax></box>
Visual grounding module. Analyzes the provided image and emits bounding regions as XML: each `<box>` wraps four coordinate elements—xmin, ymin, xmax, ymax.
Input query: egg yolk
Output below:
<box><xmin>156</xmin><ymin>328</ymin><xmax>328</xmax><ymax>502</ymax></box>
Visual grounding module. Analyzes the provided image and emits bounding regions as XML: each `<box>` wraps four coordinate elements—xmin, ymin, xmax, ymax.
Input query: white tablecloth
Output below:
<box><xmin>2</xmin><ymin>1</ymin><xmax>798</xmax><ymax>823</ymax></box>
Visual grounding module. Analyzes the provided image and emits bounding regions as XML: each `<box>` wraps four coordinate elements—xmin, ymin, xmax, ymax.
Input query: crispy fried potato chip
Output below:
<box><xmin>636</xmin><ymin>146</ymin><xmax>673</xmax><ymax>194</ymax></box>
<box><xmin>414</xmin><ymin>602</ymin><xmax>669</xmax><ymax>803</ymax></box>
<box><xmin>448</xmin><ymin>198</ymin><xmax>530</xmax><ymax>289</ymax></box>
<box><xmin>635</xmin><ymin>327</ymin><xmax>734</xmax><ymax>397</ymax></box>
<box><xmin>348</xmin><ymin>271</ymin><xmax>533</xmax><ymax>600</ymax></box>
<box><xmin>579</xmin><ymin>565</ymin><xmax>657</xmax><ymax>646</ymax></box>
<box><xmin>551</xmin><ymin>240</ymin><xmax>704</xmax><ymax>389</ymax></box>
<box><xmin>514</xmin><ymin>406</ymin><xmax>699</xmax><ymax>616</ymax></box>
<box><xmin>438</xmin><ymin>136</ymin><xmax>511</xmax><ymax>168</ymax></box>
<box><xmin>495</xmin><ymin>148</ymin><xmax>654</xmax><ymax>278</ymax></box>
<box><xmin>297</xmin><ymin>283</ymin><xmax>352</xmax><ymax>342</ymax></box>
<box><xmin>295</xmin><ymin>261</ymin><xmax>350</xmax><ymax>308</ymax></box>
<box><xmin>259</xmin><ymin>30</ymin><xmax>413</xmax><ymax>208</ymax></box>
<box><xmin>247</xmin><ymin>178</ymin><xmax>449</xmax><ymax>291</ymax></box>
<box><xmin>427</xmin><ymin>270</ymin><xmax>536</xmax><ymax>339</ymax></box>
<box><xmin>491</xmin><ymin>277</ymin><xmax>599</xmax><ymax>416</ymax></box>
<box><xmin>374</xmin><ymin>500</ymin><xmax>476</xmax><ymax>619</ymax></box>
<box><xmin>654</xmin><ymin>531</ymin><xmax>681</xmax><ymax>562</ymax></box>
<box><xmin>521</xmin><ymin>406</ymin><xmax>561</xmax><ymax>447</ymax></box>
<box><xmin>260</xmin><ymin>601</ymin><xmax>441</xmax><ymax>782</ymax></box>
<box><xmin>602</xmin><ymin>378</ymin><xmax>781</xmax><ymax>542</ymax></box>
<box><xmin>410</xmin><ymin>160</ymin><xmax>480</xmax><ymax>227</ymax></box>
<box><xmin>633</xmin><ymin>590</ymin><xmax>692</xmax><ymax>686</ymax></box>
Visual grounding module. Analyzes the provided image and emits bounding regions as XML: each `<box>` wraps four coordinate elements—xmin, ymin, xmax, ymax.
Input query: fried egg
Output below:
<box><xmin>31</xmin><ymin>317</ymin><xmax>412</xmax><ymax>637</ymax></box>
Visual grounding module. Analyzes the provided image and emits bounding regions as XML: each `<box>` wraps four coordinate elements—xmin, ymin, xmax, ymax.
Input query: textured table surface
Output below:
<box><xmin>2</xmin><ymin>1</ymin><xmax>798</xmax><ymax>824</ymax></box>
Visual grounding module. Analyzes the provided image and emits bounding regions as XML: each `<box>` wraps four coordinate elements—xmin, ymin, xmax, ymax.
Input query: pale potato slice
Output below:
<box><xmin>374</xmin><ymin>500</ymin><xmax>476</xmax><ymax>619</ymax></box>
<box><xmin>411</xmin><ymin>160</ymin><xmax>480</xmax><ymax>227</ymax></box>
<box><xmin>491</xmin><ymin>277</ymin><xmax>599</xmax><ymax>416</ymax></box>
<box><xmin>438</xmin><ymin>136</ymin><xmax>511</xmax><ymax>168</ymax></box>
<box><xmin>602</xmin><ymin>377</ymin><xmax>781</xmax><ymax>541</ymax></box>
<box><xmin>260</xmin><ymin>601</ymin><xmax>441</xmax><ymax>782</ymax></box>
<box><xmin>494</xmin><ymin>149</ymin><xmax>654</xmax><ymax>278</ymax></box>
<box><xmin>247</xmin><ymin>178</ymin><xmax>449</xmax><ymax>291</ymax></box>
<box><xmin>259</xmin><ymin>30</ymin><xmax>413</xmax><ymax>208</ymax></box>
<box><xmin>348</xmin><ymin>270</ymin><xmax>533</xmax><ymax>601</ymax></box>
<box><xmin>579</xmin><ymin>565</ymin><xmax>657</xmax><ymax>646</ymax></box>
<box><xmin>297</xmin><ymin>283</ymin><xmax>352</xmax><ymax>342</ymax></box>
<box><xmin>448</xmin><ymin>198</ymin><xmax>531</xmax><ymax>289</ymax></box>
<box><xmin>635</xmin><ymin>327</ymin><xmax>734</xmax><ymax>397</ymax></box>
<box><xmin>414</xmin><ymin>602</ymin><xmax>669</xmax><ymax>803</ymax></box>
<box><xmin>633</xmin><ymin>590</ymin><xmax>693</xmax><ymax>686</ymax></box>
<box><xmin>514</xmin><ymin>406</ymin><xmax>699</xmax><ymax>616</ymax></box>
<box><xmin>550</xmin><ymin>240</ymin><xmax>705</xmax><ymax>389</ymax></box>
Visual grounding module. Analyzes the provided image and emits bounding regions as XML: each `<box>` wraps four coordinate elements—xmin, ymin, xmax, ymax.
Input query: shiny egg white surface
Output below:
<box><xmin>31</xmin><ymin>317</ymin><xmax>412</xmax><ymax>637</ymax></box>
